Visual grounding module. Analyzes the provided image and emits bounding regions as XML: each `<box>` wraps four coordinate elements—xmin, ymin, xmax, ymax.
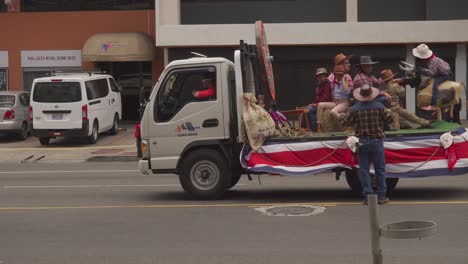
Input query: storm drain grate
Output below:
<box><xmin>254</xmin><ymin>205</ymin><xmax>326</xmax><ymax>216</ymax></box>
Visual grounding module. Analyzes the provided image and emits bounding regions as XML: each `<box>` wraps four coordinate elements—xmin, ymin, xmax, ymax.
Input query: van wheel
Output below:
<box><xmin>17</xmin><ymin>122</ymin><xmax>29</xmax><ymax>140</ymax></box>
<box><xmin>39</xmin><ymin>137</ymin><xmax>50</xmax><ymax>145</ymax></box>
<box><xmin>179</xmin><ymin>149</ymin><xmax>231</xmax><ymax>200</ymax></box>
<box><xmin>109</xmin><ymin>115</ymin><xmax>119</xmax><ymax>135</ymax></box>
<box><xmin>345</xmin><ymin>169</ymin><xmax>399</xmax><ymax>196</ymax></box>
<box><xmin>88</xmin><ymin>121</ymin><xmax>99</xmax><ymax>144</ymax></box>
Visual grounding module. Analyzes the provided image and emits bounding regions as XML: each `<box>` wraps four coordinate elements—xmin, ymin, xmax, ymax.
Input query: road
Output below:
<box><xmin>1</xmin><ymin>162</ymin><xmax>468</xmax><ymax>264</ymax></box>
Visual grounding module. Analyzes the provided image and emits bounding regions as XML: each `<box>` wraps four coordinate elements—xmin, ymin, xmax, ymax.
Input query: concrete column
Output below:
<box><xmin>406</xmin><ymin>45</ymin><xmax>416</xmax><ymax>114</ymax></box>
<box><xmin>163</xmin><ymin>48</ymin><xmax>169</xmax><ymax>66</ymax></box>
<box><xmin>456</xmin><ymin>44</ymin><xmax>467</xmax><ymax>120</ymax></box>
<box><xmin>157</xmin><ymin>0</ymin><xmax>180</xmax><ymax>26</ymax></box>
<box><xmin>347</xmin><ymin>0</ymin><xmax>358</xmax><ymax>22</ymax></box>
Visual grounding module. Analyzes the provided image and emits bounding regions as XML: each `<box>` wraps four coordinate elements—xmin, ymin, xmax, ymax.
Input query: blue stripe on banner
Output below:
<box><xmin>387</xmin><ymin>167</ymin><xmax>468</xmax><ymax>178</ymax></box>
<box><xmin>247</xmin><ymin>165</ymin><xmax>343</xmax><ymax>176</ymax></box>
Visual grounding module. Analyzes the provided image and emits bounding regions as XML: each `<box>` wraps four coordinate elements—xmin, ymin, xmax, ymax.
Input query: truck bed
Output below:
<box><xmin>242</xmin><ymin>121</ymin><xmax>468</xmax><ymax>178</ymax></box>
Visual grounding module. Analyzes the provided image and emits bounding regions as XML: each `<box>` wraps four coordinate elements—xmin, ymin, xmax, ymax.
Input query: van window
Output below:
<box><xmin>109</xmin><ymin>78</ymin><xmax>120</xmax><ymax>92</ymax></box>
<box><xmin>85</xmin><ymin>79</ymin><xmax>109</xmax><ymax>100</ymax></box>
<box><xmin>33</xmin><ymin>82</ymin><xmax>82</xmax><ymax>103</ymax></box>
<box><xmin>155</xmin><ymin>67</ymin><xmax>216</xmax><ymax>122</ymax></box>
<box><xmin>0</xmin><ymin>95</ymin><xmax>15</xmax><ymax>107</ymax></box>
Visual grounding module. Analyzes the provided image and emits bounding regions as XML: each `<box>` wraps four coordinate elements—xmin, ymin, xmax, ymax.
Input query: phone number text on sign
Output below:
<box><xmin>27</xmin><ymin>56</ymin><xmax>77</xmax><ymax>61</ymax></box>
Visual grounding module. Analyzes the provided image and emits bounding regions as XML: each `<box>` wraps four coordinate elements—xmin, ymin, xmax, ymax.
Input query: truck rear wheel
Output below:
<box><xmin>179</xmin><ymin>149</ymin><xmax>231</xmax><ymax>199</ymax></box>
<box><xmin>345</xmin><ymin>169</ymin><xmax>399</xmax><ymax>196</ymax></box>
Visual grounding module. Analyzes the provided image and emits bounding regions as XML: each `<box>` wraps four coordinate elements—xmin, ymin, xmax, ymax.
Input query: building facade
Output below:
<box><xmin>156</xmin><ymin>0</ymin><xmax>468</xmax><ymax>119</ymax></box>
<box><xmin>0</xmin><ymin>0</ymin><xmax>164</xmax><ymax>120</ymax></box>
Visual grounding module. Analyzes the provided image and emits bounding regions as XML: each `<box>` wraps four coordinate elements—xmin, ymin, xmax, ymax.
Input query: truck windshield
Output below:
<box><xmin>33</xmin><ymin>82</ymin><xmax>82</xmax><ymax>103</ymax></box>
<box><xmin>0</xmin><ymin>95</ymin><xmax>15</xmax><ymax>107</ymax></box>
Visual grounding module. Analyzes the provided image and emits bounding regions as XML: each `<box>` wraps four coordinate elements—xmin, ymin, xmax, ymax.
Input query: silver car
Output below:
<box><xmin>0</xmin><ymin>91</ymin><xmax>31</xmax><ymax>140</ymax></box>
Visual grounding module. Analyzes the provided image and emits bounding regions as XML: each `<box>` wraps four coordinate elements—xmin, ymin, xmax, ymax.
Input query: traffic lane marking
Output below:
<box><xmin>0</xmin><ymin>145</ymin><xmax>134</xmax><ymax>151</ymax></box>
<box><xmin>1</xmin><ymin>201</ymin><xmax>468</xmax><ymax>211</ymax></box>
<box><xmin>0</xmin><ymin>169</ymin><xmax>139</xmax><ymax>174</ymax></box>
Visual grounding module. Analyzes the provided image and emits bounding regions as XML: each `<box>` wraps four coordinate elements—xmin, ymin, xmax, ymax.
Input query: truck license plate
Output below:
<box><xmin>52</xmin><ymin>113</ymin><xmax>63</xmax><ymax>120</ymax></box>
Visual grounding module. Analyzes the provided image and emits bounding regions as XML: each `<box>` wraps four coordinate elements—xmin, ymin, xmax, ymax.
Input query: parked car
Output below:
<box><xmin>0</xmin><ymin>91</ymin><xmax>31</xmax><ymax>140</ymax></box>
<box><xmin>30</xmin><ymin>73</ymin><xmax>122</xmax><ymax>145</ymax></box>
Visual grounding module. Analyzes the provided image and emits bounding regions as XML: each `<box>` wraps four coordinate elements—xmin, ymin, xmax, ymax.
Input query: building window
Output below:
<box><xmin>21</xmin><ymin>0</ymin><xmax>154</xmax><ymax>12</ymax></box>
<box><xmin>358</xmin><ymin>0</ymin><xmax>426</xmax><ymax>22</ymax></box>
<box><xmin>426</xmin><ymin>0</ymin><xmax>468</xmax><ymax>20</ymax></box>
<box><xmin>181</xmin><ymin>0</ymin><xmax>346</xmax><ymax>24</ymax></box>
<box><xmin>0</xmin><ymin>69</ymin><xmax>7</xmax><ymax>91</ymax></box>
<box><xmin>22</xmin><ymin>67</ymin><xmax>81</xmax><ymax>91</ymax></box>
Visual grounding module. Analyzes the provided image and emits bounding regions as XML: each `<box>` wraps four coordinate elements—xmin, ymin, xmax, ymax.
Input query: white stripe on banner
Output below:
<box><xmin>258</xmin><ymin>140</ymin><xmax>347</xmax><ymax>153</ymax></box>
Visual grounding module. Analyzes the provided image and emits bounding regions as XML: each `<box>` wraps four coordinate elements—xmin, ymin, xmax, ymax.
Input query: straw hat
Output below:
<box><xmin>334</xmin><ymin>53</ymin><xmax>352</xmax><ymax>65</ymax></box>
<box><xmin>353</xmin><ymin>84</ymin><xmax>379</xmax><ymax>102</ymax></box>
<box><xmin>413</xmin><ymin>44</ymin><xmax>433</xmax><ymax>59</ymax></box>
<box><xmin>315</xmin><ymin>67</ymin><xmax>328</xmax><ymax>77</ymax></box>
<box><xmin>380</xmin><ymin>69</ymin><xmax>396</xmax><ymax>82</ymax></box>
<box><xmin>333</xmin><ymin>65</ymin><xmax>346</xmax><ymax>75</ymax></box>
<box><xmin>357</xmin><ymin>56</ymin><xmax>379</xmax><ymax>65</ymax></box>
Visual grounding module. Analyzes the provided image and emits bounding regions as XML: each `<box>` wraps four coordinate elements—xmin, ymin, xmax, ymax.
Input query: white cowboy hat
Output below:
<box><xmin>413</xmin><ymin>44</ymin><xmax>433</xmax><ymax>59</ymax></box>
<box><xmin>353</xmin><ymin>84</ymin><xmax>380</xmax><ymax>102</ymax></box>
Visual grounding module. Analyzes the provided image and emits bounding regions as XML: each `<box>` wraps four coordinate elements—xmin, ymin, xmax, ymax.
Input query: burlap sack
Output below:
<box><xmin>242</xmin><ymin>93</ymin><xmax>276</xmax><ymax>150</ymax></box>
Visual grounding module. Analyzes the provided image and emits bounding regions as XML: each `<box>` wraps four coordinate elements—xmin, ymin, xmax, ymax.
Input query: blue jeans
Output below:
<box><xmin>301</xmin><ymin>106</ymin><xmax>317</xmax><ymax>131</ymax></box>
<box><xmin>358</xmin><ymin>138</ymin><xmax>387</xmax><ymax>198</ymax></box>
<box><xmin>430</xmin><ymin>74</ymin><xmax>450</xmax><ymax>106</ymax></box>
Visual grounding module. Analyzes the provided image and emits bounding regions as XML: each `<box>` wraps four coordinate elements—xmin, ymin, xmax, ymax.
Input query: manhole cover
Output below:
<box><xmin>254</xmin><ymin>205</ymin><xmax>326</xmax><ymax>216</ymax></box>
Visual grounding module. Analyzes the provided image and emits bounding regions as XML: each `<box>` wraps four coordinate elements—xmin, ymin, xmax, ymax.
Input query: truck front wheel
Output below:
<box><xmin>179</xmin><ymin>149</ymin><xmax>231</xmax><ymax>199</ymax></box>
<box><xmin>345</xmin><ymin>169</ymin><xmax>399</xmax><ymax>196</ymax></box>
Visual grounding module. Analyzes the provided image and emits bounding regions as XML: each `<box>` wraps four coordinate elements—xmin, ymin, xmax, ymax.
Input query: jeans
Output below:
<box><xmin>430</xmin><ymin>74</ymin><xmax>450</xmax><ymax>106</ymax></box>
<box><xmin>301</xmin><ymin>106</ymin><xmax>317</xmax><ymax>131</ymax></box>
<box><xmin>358</xmin><ymin>138</ymin><xmax>387</xmax><ymax>198</ymax></box>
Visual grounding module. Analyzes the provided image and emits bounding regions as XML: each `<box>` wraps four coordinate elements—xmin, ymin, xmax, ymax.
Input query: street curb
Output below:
<box><xmin>86</xmin><ymin>156</ymin><xmax>139</xmax><ymax>162</ymax></box>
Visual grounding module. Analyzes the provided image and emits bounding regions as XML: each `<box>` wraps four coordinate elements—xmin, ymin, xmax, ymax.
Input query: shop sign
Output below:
<box><xmin>0</xmin><ymin>51</ymin><xmax>8</xmax><ymax>68</ymax></box>
<box><xmin>21</xmin><ymin>50</ymin><xmax>81</xmax><ymax>67</ymax></box>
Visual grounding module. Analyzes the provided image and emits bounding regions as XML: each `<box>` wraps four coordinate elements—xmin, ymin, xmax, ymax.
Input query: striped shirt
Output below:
<box><xmin>353</xmin><ymin>72</ymin><xmax>380</xmax><ymax>89</ymax></box>
<box><xmin>339</xmin><ymin>100</ymin><xmax>394</xmax><ymax>139</ymax></box>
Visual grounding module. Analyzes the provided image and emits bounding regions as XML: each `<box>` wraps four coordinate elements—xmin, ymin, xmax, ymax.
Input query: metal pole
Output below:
<box><xmin>368</xmin><ymin>194</ymin><xmax>383</xmax><ymax>264</ymax></box>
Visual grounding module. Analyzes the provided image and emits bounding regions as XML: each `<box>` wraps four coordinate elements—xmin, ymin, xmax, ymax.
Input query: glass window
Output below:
<box><xmin>32</xmin><ymin>82</ymin><xmax>82</xmax><ymax>103</ymax></box>
<box><xmin>21</xmin><ymin>0</ymin><xmax>154</xmax><ymax>12</ymax></box>
<box><xmin>19</xmin><ymin>93</ymin><xmax>30</xmax><ymax>106</ymax></box>
<box><xmin>358</xmin><ymin>0</ymin><xmax>426</xmax><ymax>22</ymax></box>
<box><xmin>427</xmin><ymin>0</ymin><xmax>468</xmax><ymax>20</ymax></box>
<box><xmin>0</xmin><ymin>69</ymin><xmax>7</xmax><ymax>91</ymax></box>
<box><xmin>85</xmin><ymin>79</ymin><xmax>109</xmax><ymax>100</ymax></box>
<box><xmin>155</xmin><ymin>68</ymin><xmax>217</xmax><ymax>122</ymax></box>
<box><xmin>109</xmin><ymin>78</ymin><xmax>120</xmax><ymax>92</ymax></box>
<box><xmin>0</xmin><ymin>95</ymin><xmax>15</xmax><ymax>107</ymax></box>
<box><xmin>181</xmin><ymin>0</ymin><xmax>346</xmax><ymax>24</ymax></box>
<box><xmin>23</xmin><ymin>70</ymin><xmax>50</xmax><ymax>91</ymax></box>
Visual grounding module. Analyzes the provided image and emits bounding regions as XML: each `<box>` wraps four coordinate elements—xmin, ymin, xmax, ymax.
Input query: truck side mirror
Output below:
<box><xmin>118</xmin><ymin>85</ymin><xmax>123</xmax><ymax>92</ymax></box>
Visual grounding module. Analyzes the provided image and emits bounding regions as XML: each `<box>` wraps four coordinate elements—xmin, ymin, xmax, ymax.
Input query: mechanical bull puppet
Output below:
<box><xmin>399</xmin><ymin>61</ymin><xmax>465</xmax><ymax>120</ymax></box>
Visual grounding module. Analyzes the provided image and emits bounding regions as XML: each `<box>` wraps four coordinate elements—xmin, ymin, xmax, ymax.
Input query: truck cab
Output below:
<box><xmin>139</xmin><ymin>56</ymin><xmax>243</xmax><ymax>198</ymax></box>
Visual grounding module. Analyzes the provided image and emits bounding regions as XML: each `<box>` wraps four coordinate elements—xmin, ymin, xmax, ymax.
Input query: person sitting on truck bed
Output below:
<box><xmin>192</xmin><ymin>78</ymin><xmax>216</xmax><ymax>99</ymax></box>
<box><xmin>380</xmin><ymin>69</ymin><xmax>432</xmax><ymax>130</ymax></box>
<box><xmin>339</xmin><ymin>84</ymin><xmax>394</xmax><ymax>205</ymax></box>
<box><xmin>301</xmin><ymin>67</ymin><xmax>332</xmax><ymax>131</ymax></box>
<box><xmin>316</xmin><ymin>65</ymin><xmax>350</xmax><ymax>132</ymax></box>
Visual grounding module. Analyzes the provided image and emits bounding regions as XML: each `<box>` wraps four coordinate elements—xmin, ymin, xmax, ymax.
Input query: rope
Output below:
<box><xmin>385</xmin><ymin>145</ymin><xmax>441</xmax><ymax>174</ymax></box>
<box><xmin>255</xmin><ymin>139</ymin><xmax>347</xmax><ymax>167</ymax></box>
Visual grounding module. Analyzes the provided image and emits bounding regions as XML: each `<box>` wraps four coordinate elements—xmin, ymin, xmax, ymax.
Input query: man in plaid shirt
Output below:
<box><xmin>413</xmin><ymin>44</ymin><xmax>452</xmax><ymax>107</ymax></box>
<box><xmin>339</xmin><ymin>84</ymin><xmax>394</xmax><ymax>205</ymax></box>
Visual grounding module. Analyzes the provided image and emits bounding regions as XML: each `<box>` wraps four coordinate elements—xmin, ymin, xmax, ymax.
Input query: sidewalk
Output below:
<box><xmin>0</xmin><ymin>125</ymin><xmax>138</xmax><ymax>163</ymax></box>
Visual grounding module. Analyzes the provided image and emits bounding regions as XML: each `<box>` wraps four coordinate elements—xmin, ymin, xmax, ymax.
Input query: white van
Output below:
<box><xmin>30</xmin><ymin>73</ymin><xmax>122</xmax><ymax>145</ymax></box>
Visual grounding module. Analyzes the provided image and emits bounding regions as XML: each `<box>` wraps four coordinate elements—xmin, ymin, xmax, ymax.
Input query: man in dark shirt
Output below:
<box><xmin>339</xmin><ymin>84</ymin><xmax>394</xmax><ymax>205</ymax></box>
<box><xmin>302</xmin><ymin>67</ymin><xmax>332</xmax><ymax>131</ymax></box>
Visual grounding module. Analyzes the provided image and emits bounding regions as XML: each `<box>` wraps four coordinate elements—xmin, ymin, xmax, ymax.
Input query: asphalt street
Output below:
<box><xmin>1</xmin><ymin>162</ymin><xmax>468</xmax><ymax>264</ymax></box>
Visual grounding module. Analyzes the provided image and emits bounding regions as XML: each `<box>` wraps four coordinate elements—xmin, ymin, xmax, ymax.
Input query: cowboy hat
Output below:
<box><xmin>413</xmin><ymin>44</ymin><xmax>433</xmax><ymax>59</ymax></box>
<box><xmin>334</xmin><ymin>53</ymin><xmax>352</xmax><ymax>65</ymax></box>
<box><xmin>315</xmin><ymin>67</ymin><xmax>328</xmax><ymax>77</ymax></box>
<box><xmin>357</xmin><ymin>56</ymin><xmax>379</xmax><ymax>65</ymax></box>
<box><xmin>380</xmin><ymin>69</ymin><xmax>396</xmax><ymax>82</ymax></box>
<box><xmin>333</xmin><ymin>65</ymin><xmax>346</xmax><ymax>75</ymax></box>
<box><xmin>353</xmin><ymin>84</ymin><xmax>379</xmax><ymax>102</ymax></box>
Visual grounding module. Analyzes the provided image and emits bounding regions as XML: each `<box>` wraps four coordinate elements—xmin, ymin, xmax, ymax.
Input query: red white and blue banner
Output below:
<box><xmin>241</xmin><ymin>127</ymin><xmax>468</xmax><ymax>178</ymax></box>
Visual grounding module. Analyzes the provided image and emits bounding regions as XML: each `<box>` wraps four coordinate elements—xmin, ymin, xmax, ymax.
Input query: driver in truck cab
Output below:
<box><xmin>192</xmin><ymin>78</ymin><xmax>216</xmax><ymax>99</ymax></box>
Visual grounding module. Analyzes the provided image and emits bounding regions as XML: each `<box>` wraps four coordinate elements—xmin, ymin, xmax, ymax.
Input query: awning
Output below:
<box><xmin>82</xmin><ymin>32</ymin><xmax>155</xmax><ymax>62</ymax></box>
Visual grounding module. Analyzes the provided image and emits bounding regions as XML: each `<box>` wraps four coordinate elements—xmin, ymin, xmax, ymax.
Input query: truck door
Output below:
<box><xmin>148</xmin><ymin>65</ymin><xmax>227</xmax><ymax>170</ymax></box>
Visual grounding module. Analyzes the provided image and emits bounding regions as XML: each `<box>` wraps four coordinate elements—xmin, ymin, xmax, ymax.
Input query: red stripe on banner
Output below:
<box><xmin>245</xmin><ymin>140</ymin><xmax>468</xmax><ymax>168</ymax></box>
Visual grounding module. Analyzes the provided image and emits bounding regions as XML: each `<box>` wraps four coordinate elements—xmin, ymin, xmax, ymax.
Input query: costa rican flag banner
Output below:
<box><xmin>241</xmin><ymin>127</ymin><xmax>468</xmax><ymax>178</ymax></box>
